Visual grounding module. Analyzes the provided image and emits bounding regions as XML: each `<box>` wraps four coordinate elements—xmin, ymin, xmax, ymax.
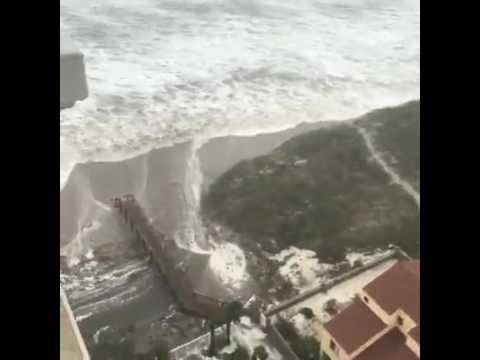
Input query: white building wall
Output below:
<box><xmin>406</xmin><ymin>335</ymin><xmax>420</xmax><ymax>357</ymax></box>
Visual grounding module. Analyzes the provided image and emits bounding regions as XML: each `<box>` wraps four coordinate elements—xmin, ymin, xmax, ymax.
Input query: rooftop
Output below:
<box><xmin>354</xmin><ymin>328</ymin><xmax>417</xmax><ymax>360</ymax></box>
<box><xmin>60</xmin><ymin>290</ymin><xmax>89</xmax><ymax>360</ymax></box>
<box><xmin>363</xmin><ymin>260</ymin><xmax>420</xmax><ymax>323</ymax></box>
<box><xmin>363</xmin><ymin>259</ymin><xmax>420</xmax><ymax>345</ymax></box>
<box><xmin>409</xmin><ymin>325</ymin><xmax>420</xmax><ymax>344</ymax></box>
<box><xmin>324</xmin><ymin>297</ymin><xmax>386</xmax><ymax>354</ymax></box>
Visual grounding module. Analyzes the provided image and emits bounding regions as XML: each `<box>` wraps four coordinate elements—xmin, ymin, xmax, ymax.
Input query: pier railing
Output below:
<box><xmin>112</xmin><ymin>194</ymin><xmax>225</xmax><ymax>318</ymax></box>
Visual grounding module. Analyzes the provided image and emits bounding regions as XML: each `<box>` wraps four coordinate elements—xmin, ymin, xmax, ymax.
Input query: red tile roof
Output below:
<box><xmin>354</xmin><ymin>328</ymin><xmax>418</xmax><ymax>360</ymax></box>
<box><xmin>363</xmin><ymin>260</ymin><xmax>420</xmax><ymax>323</ymax></box>
<box><xmin>324</xmin><ymin>298</ymin><xmax>386</xmax><ymax>354</ymax></box>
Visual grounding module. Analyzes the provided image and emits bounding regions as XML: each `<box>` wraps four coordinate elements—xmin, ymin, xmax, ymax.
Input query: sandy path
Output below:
<box><xmin>356</xmin><ymin>126</ymin><xmax>420</xmax><ymax>208</ymax></box>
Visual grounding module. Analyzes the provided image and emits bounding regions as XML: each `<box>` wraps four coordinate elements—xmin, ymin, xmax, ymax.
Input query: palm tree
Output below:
<box><xmin>251</xmin><ymin>345</ymin><xmax>269</xmax><ymax>360</ymax></box>
<box><xmin>225</xmin><ymin>301</ymin><xmax>244</xmax><ymax>345</ymax></box>
<box><xmin>207</xmin><ymin>301</ymin><xmax>244</xmax><ymax>356</ymax></box>
<box><xmin>208</xmin><ymin>319</ymin><xmax>217</xmax><ymax>357</ymax></box>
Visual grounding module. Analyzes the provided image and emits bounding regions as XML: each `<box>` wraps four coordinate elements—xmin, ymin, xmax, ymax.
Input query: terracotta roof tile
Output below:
<box><xmin>363</xmin><ymin>260</ymin><xmax>420</xmax><ymax>323</ymax></box>
<box><xmin>354</xmin><ymin>328</ymin><xmax>418</xmax><ymax>360</ymax></box>
<box><xmin>324</xmin><ymin>298</ymin><xmax>386</xmax><ymax>354</ymax></box>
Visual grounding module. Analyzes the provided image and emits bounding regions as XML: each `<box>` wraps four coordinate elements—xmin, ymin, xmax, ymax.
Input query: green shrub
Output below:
<box><xmin>231</xmin><ymin>346</ymin><xmax>250</xmax><ymax>360</ymax></box>
<box><xmin>299</xmin><ymin>308</ymin><xmax>315</xmax><ymax>319</ymax></box>
<box><xmin>251</xmin><ymin>345</ymin><xmax>269</xmax><ymax>360</ymax></box>
<box><xmin>324</xmin><ymin>299</ymin><xmax>337</xmax><ymax>313</ymax></box>
<box><xmin>204</xmin><ymin>102</ymin><xmax>420</xmax><ymax>264</ymax></box>
<box><xmin>292</xmin><ymin>336</ymin><xmax>320</xmax><ymax>360</ymax></box>
<box><xmin>353</xmin><ymin>259</ymin><xmax>363</xmax><ymax>268</ymax></box>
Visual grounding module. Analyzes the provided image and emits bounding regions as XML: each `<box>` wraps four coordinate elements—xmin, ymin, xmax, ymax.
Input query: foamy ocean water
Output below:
<box><xmin>60</xmin><ymin>0</ymin><xmax>419</xmax><ymax>188</ymax></box>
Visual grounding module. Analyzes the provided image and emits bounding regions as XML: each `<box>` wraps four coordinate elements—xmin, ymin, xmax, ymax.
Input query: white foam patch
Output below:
<box><xmin>270</xmin><ymin>246</ymin><xmax>333</xmax><ymax>290</ymax></box>
<box><xmin>209</xmin><ymin>242</ymin><xmax>249</xmax><ymax>289</ymax></box>
<box><xmin>61</xmin><ymin>220</ymin><xmax>102</xmax><ymax>266</ymax></box>
<box><xmin>93</xmin><ymin>325</ymin><xmax>111</xmax><ymax>344</ymax></box>
<box><xmin>75</xmin><ymin>312</ymin><xmax>94</xmax><ymax>322</ymax></box>
<box><xmin>290</xmin><ymin>313</ymin><xmax>314</xmax><ymax>337</ymax></box>
<box><xmin>178</xmin><ymin>139</ymin><xmax>210</xmax><ymax>252</ymax></box>
<box><xmin>231</xmin><ymin>317</ymin><xmax>282</xmax><ymax>359</ymax></box>
<box><xmin>345</xmin><ymin>249</ymin><xmax>392</xmax><ymax>267</ymax></box>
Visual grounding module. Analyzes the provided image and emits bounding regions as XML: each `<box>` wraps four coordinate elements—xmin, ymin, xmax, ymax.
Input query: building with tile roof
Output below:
<box><xmin>319</xmin><ymin>260</ymin><xmax>420</xmax><ymax>360</ymax></box>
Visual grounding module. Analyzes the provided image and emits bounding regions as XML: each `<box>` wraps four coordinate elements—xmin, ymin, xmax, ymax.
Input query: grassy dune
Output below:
<box><xmin>203</xmin><ymin>102</ymin><xmax>420</xmax><ymax>263</ymax></box>
<box><xmin>355</xmin><ymin>101</ymin><xmax>420</xmax><ymax>191</ymax></box>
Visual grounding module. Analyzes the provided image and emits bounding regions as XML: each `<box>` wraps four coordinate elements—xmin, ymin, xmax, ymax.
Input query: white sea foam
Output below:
<box><xmin>75</xmin><ymin>312</ymin><xmax>94</xmax><ymax>322</ymax></box>
<box><xmin>270</xmin><ymin>246</ymin><xmax>333</xmax><ymax>290</ymax></box>
<box><xmin>93</xmin><ymin>325</ymin><xmax>111</xmax><ymax>344</ymax></box>
<box><xmin>60</xmin><ymin>0</ymin><xmax>419</xmax><ymax>319</ymax></box>
<box><xmin>60</xmin><ymin>0</ymin><xmax>419</xmax><ymax>186</ymax></box>
<box><xmin>209</xmin><ymin>242</ymin><xmax>249</xmax><ymax>289</ymax></box>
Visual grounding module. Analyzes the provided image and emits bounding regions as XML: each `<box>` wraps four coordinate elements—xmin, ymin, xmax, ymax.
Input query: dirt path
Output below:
<box><xmin>356</xmin><ymin>126</ymin><xmax>420</xmax><ymax>209</ymax></box>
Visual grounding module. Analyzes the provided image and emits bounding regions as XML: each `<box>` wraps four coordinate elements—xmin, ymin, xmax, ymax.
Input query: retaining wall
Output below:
<box><xmin>266</xmin><ymin>248</ymin><xmax>408</xmax><ymax>316</ymax></box>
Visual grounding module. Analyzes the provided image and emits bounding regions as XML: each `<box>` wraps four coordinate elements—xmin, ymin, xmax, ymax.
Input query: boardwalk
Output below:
<box><xmin>112</xmin><ymin>194</ymin><xmax>225</xmax><ymax>319</ymax></box>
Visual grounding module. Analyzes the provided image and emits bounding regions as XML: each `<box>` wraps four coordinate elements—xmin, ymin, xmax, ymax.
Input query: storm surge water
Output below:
<box><xmin>178</xmin><ymin>138</ymin><xmax>209</xmax><ymax>251</ymax></box>
<box><xmin>60</xmin><ymin>0</ymin><xmax>419</xmax><ymax>187</ymax></box>
<box><xmin>60</xmin><ymin>0</ymin><xmax>419</xmax><ymax>349</ymax></box>
<box><xmin>60</xmin><ymin>139</ymin><xmax>253</xmax><ymax>334</ymax></box>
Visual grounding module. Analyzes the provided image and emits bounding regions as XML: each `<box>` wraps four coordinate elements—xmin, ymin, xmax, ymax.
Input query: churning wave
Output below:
<box><xmin>60</xmin><ymin>0</ymin><xmax>419</xmax><ymax>329</ymax></box>
<box><xmin>60</xmin><ymin>0</ymin><xmax>419</xmax><ymax>188</ymax></box>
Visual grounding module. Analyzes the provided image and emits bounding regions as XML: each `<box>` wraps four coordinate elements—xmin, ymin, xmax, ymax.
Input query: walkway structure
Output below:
<box><xmin>112</xmin><ymin>194</ymin><xmax>226</xmax><ymax>319</ymax></box>
<box><xmin>60</xmin><ymin>31</ymin><xmax>90</xmax><ymax>360</ymax></box>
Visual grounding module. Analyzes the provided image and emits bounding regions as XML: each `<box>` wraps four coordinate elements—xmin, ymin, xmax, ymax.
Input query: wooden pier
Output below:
<box><xmin>112</xmin><ymin>194</ymin><xmax>225</xmax><ymax>319</ymax></box>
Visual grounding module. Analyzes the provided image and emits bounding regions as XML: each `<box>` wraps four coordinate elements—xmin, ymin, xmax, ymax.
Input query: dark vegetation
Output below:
<box><xmin>356</xmin><ymin>101</ymin><xmax>420</xmax><ymax>191</ymax></box>
<box><xmin>299</xmin><ymin>307</ymin><xmax>315</xmax><ymax>320</ymax></box>
<box><xmin>208</xmin><ymin>301</ymin><xmax>245</xmax><ymax>357</ymax></box>
<box><xmin>203</xmin><ymin>101</ymin><xmax>420</xmax><ymax>263</ymax></box>
<box><xmin>223</xmin><ymin>346</ymin><xmax>250</xmax><ymax>360</ymax></box>
<box><xmin>252</xmin><ymin>345</ymin><xmax>269</xmax><ymax>360</ymax></box>
<box><xmin>324</xmin><ymin>299</ymin><xmax>337</xmax><ymax>316</ymax></box>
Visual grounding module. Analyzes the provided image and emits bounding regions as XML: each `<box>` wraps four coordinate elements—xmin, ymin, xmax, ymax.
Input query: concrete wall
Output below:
<box><xmin>60</xmin><ymin>32</ymin><xmax>89</xmax><ymax>359</ymax></box>
<box><xmin>266</xmin><ymin>250</ymin><xmax>398</xmax><ymax>317</ymax></box>
<box><xmin>60</xmin><ymin>34</ymin><xmax>88</xmax><ymax>109</ymax></box>
<box><xmin>60</xmin><ymin>288</ymin><xmax>90</xmax><ymax>360</ymax></box>
<box><xmin>318</xmin><ymin>324</ymin><xmax>349</xmax><ymax>360</ymax></box>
